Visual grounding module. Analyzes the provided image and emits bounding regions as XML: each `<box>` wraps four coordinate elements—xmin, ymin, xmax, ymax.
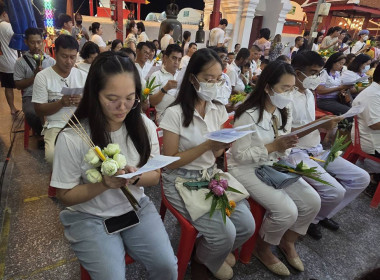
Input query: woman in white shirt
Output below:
<box><xmin>341</xmin><ymin>54</ymin><xmax>372</xmax><ymax>97</ymax></box>
<box><xmin>228</xmin><ymin>61</ymin><xmax>321</xmax><ymax>276</ymax></box>
<box><xmin>316</xmin><ymin>52</ymin><xmax>352</xmax><ymax>115</ymax></box>
<box><xmin>351</xmin><ymin>29</ymin><xmax>371</xmax><ymax>55</ymax></box>
<box><xmin>160</xmin><ymin>24</ymin><xmax>174</xmax><ymax>51</ymax></box>
<box><xmin>51</xmin><ymin>52</ymin><xmax>177</xmax><ymax>280</ymax></box>
<box><xmin>124</xmin><ymin>20</ymin><xmax>138</xmax><ymax>52</ymax></box>
<box><xmin>312</xmin><ymin>32</ymin><xmax>323</xmax><ymax>52</ymax></box>
<box><xmin>136</xmin><ymin>22</ymin><xmax>149</xmax><ymax>43</ymax></box>
<box><xmin>160</xmin><ymin>48</ymin><xmax>255</xmax><ymax>280</ymax></box>
<box><xmin>89</xmin><ymin>22</ymin><xmax>109</xmax><ymax>52</ymax></box>
<box><xmin>75</xmin><ymin>41</ymin><xmax>99</xmax><ymax>73</ymax></box>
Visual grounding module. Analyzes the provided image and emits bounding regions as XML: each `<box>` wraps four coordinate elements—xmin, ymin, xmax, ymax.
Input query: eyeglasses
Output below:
<box><xmin>106</xmin><ymin>96</ymin><xmax>140</xmax><ymax>111</ymax></box>
<box><xmin>194</xmin><ymin>75</ymin><xmax>226</xmax><ymax>88</ymax></box>
<box><xmin>218</xmin><ymin>54</ymin><xmax>229</xmax><ymax>61</ymax></box>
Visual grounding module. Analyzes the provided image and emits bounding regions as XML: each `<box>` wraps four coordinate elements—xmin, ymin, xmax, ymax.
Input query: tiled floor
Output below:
<box><xmin>0</xmin><ymin>89</ymin><xmax>379</xmax><ymax>280</ymax></box>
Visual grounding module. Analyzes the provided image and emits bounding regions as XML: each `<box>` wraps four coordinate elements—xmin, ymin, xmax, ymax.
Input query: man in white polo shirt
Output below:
<box><xmin>135</xmin><ymin>41</ymin><xmax>154</xmax><ymax>88</ymax></box>
<box><xmin>179</xmin><ymin>42</ymin><xmax>197</xmax><ymax>69</ymax></box>
<box><xmin>226</xmin><ymin>48</ymin><xmax>250</xmax><ymax>94</ymax></box>
<box><xmin>209</xmin><ymin>19</ymin><xmax>228</xmax><ymax>47</ymax></box>
<box><xmin>149</xmin><ymin>44</ymin><xmax>183</xmax><ymax>123</ymax></box>
<box><xmin>32</xmin><ymin>35</ymin><xmax>87</xmax><ymax>164</ymax></box>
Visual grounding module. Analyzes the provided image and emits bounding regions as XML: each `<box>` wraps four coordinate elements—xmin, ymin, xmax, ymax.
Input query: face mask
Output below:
<box><xmin>363</xmin><ymin>35</ymin><xmax>369</xmax><ymax>41</ymax></box>
<box><xmin>76</xmin><ymin>20</ymin><xmax>82</xmax><ymax>25</ymax></box>
<box><xmin>299</xmin><ymin>72</ymin><xmax>321</xmax><ymax>90</ymax></box>
<box><xmin>194</xmin><ymin>81</ymin><xmax>221</xmax><ymax>102</ymax></box>
<box><xmin>362</xmin><ymin>65</ymin><xmax>370</xmax><ymax>73</ymax></box>
<box><xmin>269</xmin><ymin>88</ymin><xmax>293</xmax><ymax>109</ymax></box>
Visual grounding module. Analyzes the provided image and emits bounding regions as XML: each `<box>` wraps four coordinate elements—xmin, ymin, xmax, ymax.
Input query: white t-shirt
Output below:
<box><xmin>91</xmin><ymin>34</ymin><xmax>106</xmax><ymax>48</ymax></box>
<box><xmin>351</xmin><ymin>41</ymin><xmax>366</xmax><ymax>54</ymax></box>
<box><xmin>142</xmin><ymin>59</ymin><xmax>154</xmax><ymax>79</ymax></box>
<box><xmin>32</xmin><ymin>67</ymin><xmax>87</xmax><ymax>129</ymax></box>
<box><xmin>179</xmin><ymin>55</ymin><xmax>190</xmax><ymax>69</ymax></box>
<box><xmin>150</xmin><ymin>67</ymin><xmax>179</xmax><ymax>122</ymax></box>
<box><xmin>351</xmin><ymin>82</ymin><xmax>380</xmax><ymax>154</ymax></box>
<box><xmin>341</xmin><ymin>69</ymin><xmax>362</xmax><ymax>85</ymax></box>
<box><xmin>51</xmin><ymin>116</ymin><xmax>159</xmax><ymax>217</ymax></box>
<box><xmin>0</xmin><ymin>21</ymin><xmax>17</xmax><ymax>73</ymax></box>
<box><xmin>318</xmin><ymin>69</ymin><xmax>342</xmax><ymax>99</ymax></box>
<box><xmin>75</xmin><ymin>61</ymin><xmax>91</xmax><ymax>73</ymax></box>
<box><xmin>227</xmin><ymin>61</ymin><xmax>244</xmax><ymax>92</ymax></box>
<box><xmin>289</xmin><ymin>89</ymin><xmax>320</xmax><ymax>149</ymax></box>
<box><xmin>160</xmin><ymin>34</ymin><xmax>172</xmax><ymax>51</ymax></box>
<box><xmin>209</xmin><ymin>27</ymin><xmax>225</xmax><ymax>47</ymax></box>
<box><xmin>137</xmin><ymin>32</ymin><xmax>149</xmax><ymax>43</ymax></box>
<box><xmin>135</xmin><ymin>62</ymin><xmax>147</xmax><ymax>90</ymax></box>
<box><xmin>215</xmin><ymin>72</ymin><xmax>232</xmax><ymax>105</ymax></box>
<box><xmin>160</xmin><ymin>102</ymin><xmax>228</xmax><ymax>170</ymax></box>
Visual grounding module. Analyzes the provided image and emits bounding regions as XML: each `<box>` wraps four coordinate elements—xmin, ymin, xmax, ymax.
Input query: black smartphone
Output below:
<box><xmin>103</xmin><ymin>211</ymin><xmax>140</xmax><ymax>234</ymax></box>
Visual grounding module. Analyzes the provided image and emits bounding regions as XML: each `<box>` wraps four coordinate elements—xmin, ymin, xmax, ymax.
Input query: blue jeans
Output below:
<box><xmin>60</xmin><ymin>196</ymin><xmax>177</xmax><ymax>280</ymax></box>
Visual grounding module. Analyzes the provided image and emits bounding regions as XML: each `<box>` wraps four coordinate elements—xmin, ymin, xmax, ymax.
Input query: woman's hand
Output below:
<box><xmin>207</xmin><ymin>140</ymin><xmax>232</xmax><ymax>153</ymax></box>
<box><xmin>268</xmin><ymin>135</ymin><xmax>299</xmax><ymax>153</ymax></box>
<box><xmin>102</xmin><ymin>169</ymin><xmax>128</xmax><ymax>189</ymax></box>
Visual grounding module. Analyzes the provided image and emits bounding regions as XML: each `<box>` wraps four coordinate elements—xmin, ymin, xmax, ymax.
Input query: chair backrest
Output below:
<box><xmin>156</xmin><ymin>127</ymin><xmax>164</xmax><ymax>154</ymax></box>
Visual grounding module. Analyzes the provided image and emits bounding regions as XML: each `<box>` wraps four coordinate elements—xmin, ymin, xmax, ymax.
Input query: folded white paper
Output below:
<box><xmin>342</xmin><ymin>76</ymin><xmax>368</xmax><ymax>86</ymax></box>
<box><xmin>204</xmin><ymin>124</ymin><xmax>255</xmax><ymax>143</ymax></box>
<box><xmin>340</xmin><ymin>104</ymin><xmax>365</xmax><ymax>119</ymax></box>
<box><xmin>116</xmin><ymin>155</ymin><xmax>180</xmax><ymax>179</ymax></box>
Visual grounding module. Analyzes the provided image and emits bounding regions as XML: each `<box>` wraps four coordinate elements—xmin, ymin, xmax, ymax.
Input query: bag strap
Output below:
<box><xmin>23</xmin><ymin>55</ymin><xmax>35</xmax><ymax>72</ymax></box>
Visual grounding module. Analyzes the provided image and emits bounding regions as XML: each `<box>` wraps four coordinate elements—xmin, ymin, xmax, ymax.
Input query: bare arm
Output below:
<box><xmin>369</xmin><ymin>122</ymin><xmax>380</xmax><ymax>130</ymax></box>
<box><xmin>15</xmin><ymin>76</ymin><xmax>35</xmax><ymax>90</ymax></box>
<box><xmin>315</xmin><ymin>84</ymin><xmax>351</xmax><ymax>95</ymax></box>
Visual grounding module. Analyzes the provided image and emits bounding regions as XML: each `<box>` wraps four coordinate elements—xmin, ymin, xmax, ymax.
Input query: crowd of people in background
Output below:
<box><xmin>1</xmin><ymin>3</ymin><xmax>380</xmax><ymax>278</ymax></box>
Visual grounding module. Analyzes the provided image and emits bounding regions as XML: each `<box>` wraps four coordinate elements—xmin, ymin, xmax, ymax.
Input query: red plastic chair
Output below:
<box><xmin>343</xmin><ymin>116</ymin><xmax>380</xmax><ymax>208</ymax></box>
<box><xmin>159</xmin><ymin>185</ymin><xmax>198</xmax><ymax>280</ymax></box>
<box><xmin>80</xmin><ymin>255</ymin><xmax>135</xmax><ymax>280</ymax></box>
<box><xmin>145</xmin><ymin>107</ymin><xmax>157</xmax><ymax>126</ymax></box>
<box><xmin>24</xmin><ymin>120</ymin><xmax>31</xmax><ymax>149</ymax></box>
<box><xmin>223</xmin><ymin>114</ymin><xmax>234</xmax><ymax>129</ymax></box>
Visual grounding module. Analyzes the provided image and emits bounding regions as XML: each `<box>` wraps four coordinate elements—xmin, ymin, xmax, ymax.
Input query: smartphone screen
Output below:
<box><xmin>104</xmin><ymin>211</ymin><xmax>140</xmax><ymax>234</ymax></box>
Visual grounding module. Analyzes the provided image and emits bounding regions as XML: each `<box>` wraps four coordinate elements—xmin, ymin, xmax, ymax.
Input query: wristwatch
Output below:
<box><xmin>161</xmin><ymin>87</ymin><xmax>167</xmax><ymax>94</ymax></box>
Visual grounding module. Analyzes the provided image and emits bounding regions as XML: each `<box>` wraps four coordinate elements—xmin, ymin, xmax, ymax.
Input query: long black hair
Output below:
<box><xmin>347</xmin><ymin>54</ymin><xmax>371</xmax><ymax>73</ymax></box>
<box><xmin>170</xmin><ymin>48</ymin><xmax>223</xmax><ymax>127</ymax></box>
<box><xmin>73</xmin><ymin>51</ymin><xmax>151</xmax><ymax>167</ymax></box>
<box><xmin>235</xmin><ymin>61</ymin><xmax>296</xmax><ymax>130</ymax></box>
<box><xmin>324</xmin><ymin>52</ymin><xmax>346</xmax><ymax>75</ymax></box>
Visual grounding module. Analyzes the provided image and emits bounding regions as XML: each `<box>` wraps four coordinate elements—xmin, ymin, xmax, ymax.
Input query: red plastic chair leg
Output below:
<box><xmin>177</xmin><ymin>225</ymin><xmax>198</xmax><ymax>280</ymax></box>
<box><xmin>239</xmin><ymin>198</ymin><xmax>266</xmax><ymax>264</ymax></box>
<box><xmin>48</xmin><ymin>186</ymin><xmax>56</xmax><ymax>197</ymax></box>
<box><xmin>159</xmin><ymin>200</ymin><xmax>167</xmax><ymax>220</ymax></box>
<box><xmin>370</xmin><ymin>182</ymin><xmax>380</xmax><ymax>209</ymax></box>
<box><xmin>24</xmin><ymin>120</ymin><xmax>30</xmax><ymax>149</ymax></box>
<box><xmin>80</xmin><ymin>265</ymin><xmax>91</xmax><ymax>280</ymax></box>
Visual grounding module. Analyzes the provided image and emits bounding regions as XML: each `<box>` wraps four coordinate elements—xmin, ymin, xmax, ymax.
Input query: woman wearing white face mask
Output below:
<box><xmin>160</xmin><ymin>48</ymin><xmax>255</xmax><ymax>280</ymax></box>
<box><xmin>341</xmin><ymin>54</ymin><xmax>372</xmax><ymax>97</ymax></box>
<box><xmin>351</xmin><ymin>30</ymin><xmax>371</xmax><ymax>55</ymax></box>
<box><xmin>227</xmin><ymin>61</ymin><xmax>321</xmax><ymax>276</ymax></box>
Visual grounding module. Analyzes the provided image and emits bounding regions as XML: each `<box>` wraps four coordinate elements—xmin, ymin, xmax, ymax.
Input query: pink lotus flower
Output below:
<box><xmin>219</xmin><ymin>179</ymin><xmax>228</xmax><ymax>190</ymax></box>
<box><xmin>212</xmin><ymin>186</ymin><xmax>225</xmax><ymax>196</ymax></box>
<box><xmin>208</xmin><ymin>179</ymin><xmax>219</xmax><ymax>190</ymax></box>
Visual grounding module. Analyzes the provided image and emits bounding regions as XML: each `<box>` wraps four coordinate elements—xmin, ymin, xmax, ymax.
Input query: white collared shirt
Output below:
<box><xmin>215</xmin><ymin>72</ymin><xmax>232</xmax><ymax>105</ymax></box>
<box><xmin>289</xmin><ymin>89</ymin><xmax>321</xmax><ymax>149</ymax></box>
<box><xmin>228</xmin><ymin>106</ymin><xmax>293</xmax><ymax>169</ymax></box>
<box><xmin>180</xmin><ymin>55</ymin><xmax>191</xmax><ymax>69</ymax></box>
<box><xmin>352</xmin><ymin>82</ymin><xmax>380</xmax><ymax>154</ymax></box>
<box><xmin>160</xmin><ymin>102</ymin><xmax>228</xmax><ymax>170</ymax></box>
<box><xmin>135</xmin><ymin>62</ymin><xmax>147</xmax><ymax>90</ymax></box>
<box><xmin>150</xmin><ymin>67</ymin><xmax>179</xmax><ymax>123</ymax></box>
<box><xmin>226</xmin><ymin>61</ymin><xmax>245</xmax><ymax>92</ymax></box>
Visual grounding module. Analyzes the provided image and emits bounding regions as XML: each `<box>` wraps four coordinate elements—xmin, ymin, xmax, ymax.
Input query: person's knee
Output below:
<box><xmin>304</xmin><ymin>192</ymin><xmax>322</xmax><ymax>216</ymax></box>
<box><xmin>86</xmin><ymin>259</ymin><xmax>126</xmax><ymax>280</ymax></box>
<box><xmin>273</xmin><ymin>202</ymin><xmax>298</xmax><ymax>229</ymax></box>
<box><xmin>147</xmin><ymin>253</ymin><xmax>178</xmax><ymax>280</ymax></box>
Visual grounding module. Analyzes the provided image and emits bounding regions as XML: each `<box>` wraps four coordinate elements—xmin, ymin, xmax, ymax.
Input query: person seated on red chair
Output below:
<box><xmin>14</xmin><ymin>27</ymin><xmax>55</xmax><ymax>149</ymax></box>
<box><xmin>352</xmin><ymin>64</ymin><xmax>380</xmax><ymax>197</ymax></box>
<box><xmin>51</xmin><ymin>52</ymin><xmax>177</xmax><ymax>280</ymax></box>
<box><xmin>288</xmin><ymin>51</ymin><xmax>370</xmax><ymax>240</ymax></box>
<box><xmin>160</xmin><ymin>48</ymin><xmax>255</xmax><ymax>280</ymax></box>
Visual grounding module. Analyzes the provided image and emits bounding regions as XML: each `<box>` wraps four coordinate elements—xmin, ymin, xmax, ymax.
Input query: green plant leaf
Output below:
<box><xmin>205</xmin><ymin>192</ymin><xmax>213</xmax><ymax>200</ymax></box>
<box><xmin>226</xmin><ymin>186</ymin><xmax>244</xmax><ymax>194</ymax></box>
<box><xmin>209</xmin><ymin>196</ymin><xmax>218</xmax><ymax>218</ymax></box>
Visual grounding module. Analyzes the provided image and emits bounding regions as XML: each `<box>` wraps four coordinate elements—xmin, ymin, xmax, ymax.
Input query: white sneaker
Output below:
<box><xmin>213</xmin><ymin>261</ymin><xmax>233</xmax><ymax>280</ymax></box>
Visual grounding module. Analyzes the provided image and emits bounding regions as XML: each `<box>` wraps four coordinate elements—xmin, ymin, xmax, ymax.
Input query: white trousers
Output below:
<box><xmin>229</xmin><ymin>165</ymin><xmax>321</xmax><ymax>245</ymax></box>
<box><xmin>287</xmin><ymin>149</ymin><xmax>370</xmax><ymax>223</ymax></box>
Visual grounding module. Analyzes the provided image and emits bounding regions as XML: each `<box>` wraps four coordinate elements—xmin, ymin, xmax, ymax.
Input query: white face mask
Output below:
<box><xmin>362</xmin><ymin>65</ymin><xmax>370</xmax><ymax>74</ymax></box>
<box><xmin>299</xmin><ymin>71</ymin><xmax>321</xmax><ymax>90</ymax></box>
<box><xmin>269</xmin><ymin>88</ymin><xmax>293</xmax><ymax>109</ymax></box>
<box><xmin>363</xmin><ymin>35</ymin><xmax>369</xmax><ymax>41</ymax></box>
<box><xmin>194</xmin><ymin>81</ymin><xmax>222</xmax><ymax>102</ymax></box>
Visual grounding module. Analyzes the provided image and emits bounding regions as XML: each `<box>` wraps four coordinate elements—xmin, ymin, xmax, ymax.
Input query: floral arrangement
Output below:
<box><xmin>142</xmin><ymin>76</ymin><xmax>160</xmax><ymax>101</ymax></box>
<box><xmin>273</xmin><ymin>161</ymin><xmax>333</xmax><ymax>187</ymax></box>
<box><xmin>183</xmin><ymin>174</ymin><xmax>243</xmax><ymax>224</ymax></box>
<box><xmin>323</xmin><ymin>131</ymin><xmax>351</xmax><ymax>168</ymax></box>
<box><xmin>229</xmin><ymin>92</ymin><xmax>247</xmax><ymax>105</ymax></box>
<box><xmin>155</xmin><ymin>52</ymin><xmax>162</xmax><ymax>62</ymax></box>
<box><xmin>63</xmin><ymin>112</ymin><xmax>140</xmax><ymax>210</ymax></box>
<box><xmin>318</xmin><ymin>49</ymin><xmax>335</xmax><ymax>58</ymax></box>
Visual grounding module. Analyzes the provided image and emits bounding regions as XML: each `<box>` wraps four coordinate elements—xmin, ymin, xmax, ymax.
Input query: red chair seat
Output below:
<box><xmin>343</xmin><ymin>116</ymin><xmax>380</xmax><ymax>208</ymax></box>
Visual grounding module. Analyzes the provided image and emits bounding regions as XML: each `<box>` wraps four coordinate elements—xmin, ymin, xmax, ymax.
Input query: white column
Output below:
<box><xmin>275</xmin><ymin>0</ymin><xmax>292</xmax><ymax>35</ymax></box>
<box><xmin>258</xmin><ymin>0</ymin><xmax>292</xmax><ymax>37</ymax></box>
<box><xmin>203</xmin><ymin>0</ymin><xmax>214</xmax><ymax>30</ymax></box>
<box><xmin>238</xmin><ymin>0</ymin><xmax>260</xmax><ymax>48</ymax></box>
